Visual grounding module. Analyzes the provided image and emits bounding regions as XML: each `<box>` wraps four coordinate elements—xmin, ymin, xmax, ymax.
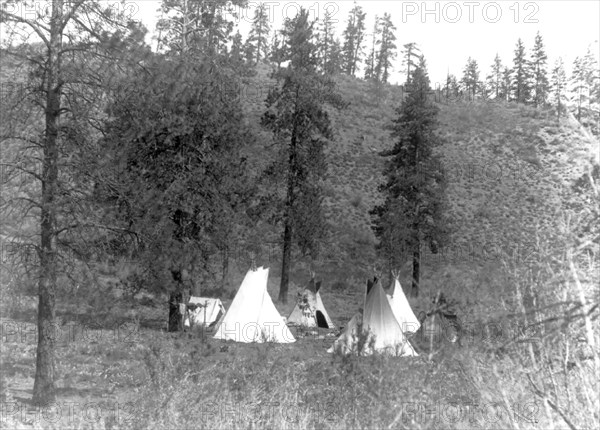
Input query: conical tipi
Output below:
<box><xmin>287</xmin><ymin>278</ymin><xmax>335</xmax><ymax>329</ymax></box>
<box><xmin>214</xmin><ymin>267</ymin><xmax>296</xmax><ymax>343</ymax></box>
<box><xmin>328</xmin><ymin>278</ymin><xmax>417</xmax><ymax>356</ymax></box>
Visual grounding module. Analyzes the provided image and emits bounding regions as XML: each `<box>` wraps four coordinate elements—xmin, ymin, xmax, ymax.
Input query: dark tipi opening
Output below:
<box><xmin>315</xmin><ymin>311</ymin><xmax>329</xmax><ymax>328</ymax></box>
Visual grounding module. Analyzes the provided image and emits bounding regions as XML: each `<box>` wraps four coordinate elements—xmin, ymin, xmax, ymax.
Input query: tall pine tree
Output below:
<box><xmin>551</xmin><ymin>57</ymin><xmax>567</xmax><ymax>121</ymax></box>
<box><xmin>342</xmin><ymin>2</ymin><xmax>366</xmax><ymax>76</ymax></box>
<box><xmin>461</xmin><ymin>57</ymin><xmax>480</xmax><ymax>100</ymax></box>
<box><xmin>500</xmin><ymin>66</ymin><xmax>512</xmax><ymax>101</ymax></box>
<box><xmin>512</xmin><ymin>38</ymin><xmax>531</xmax><ymax>103</ymax></box>
<box><xmin>374</xmin><ymin>13</ymin><xmax>397</xmax><ymax>84</ymax></box>
<box><xmin>487</xmin><ymin>53</ymin><xmax>503</xmax><ymax>99</ymax></box>
<box><xmin>317</xmin><ymin>6</ymin><xmax>338</xmax><ymax>74</ymax></box>
<box><xmin>261</xmin><ymin>9</ymin><xmax>345</xmax><ymax>303</ymax></box>
<box><xmin>571</xmin><ymin>55</ymin><xmax>587</xmax><ymax>122</ymax></box>
<box><xmin>364</xmin><ymin>16</ymin><xmax>379</xmax><ymax>80</ymax></box>
<box><xmin>571</xmin><ymin>47</ymin><xmax>600</xmax><ymax>134</ymax></box>
<box><xmin>371</xmin><ymin>58</ymin><xmax>450</xmax><ymax>297</ymax></box>
<box><xmin>246</xmin><ymin>3</ymin><xmax>271</xmax><ymax>64</ymax></box>
<box><xmin>0</xmin><ymin>0</ymin><xmax>145</xmax><ymax>404</ymax></box>
<box><xmin>401</xmin><ymin>43</ymin><xmax>421</xmax><ymax>85</ymax></box>
<box><xmin>530</xmin><ymin>32</ymin><xmax>549</xmax><ymax>107</ymax></box>
<box><xmin>269</xmin><ymin>32</ymin><xmax>285</xmax><ymax>71</ymax></box>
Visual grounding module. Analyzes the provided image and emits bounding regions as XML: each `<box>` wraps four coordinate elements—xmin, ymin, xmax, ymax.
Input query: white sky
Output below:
<box><xmin>128</xmin><ymin>0</ymin><xmax>599</xmax><ymax>85</ymax></box>
<box><xmin>4</xmin><ymin>0</ymin><xmax>593</xmax><ymax>85</ymax></box>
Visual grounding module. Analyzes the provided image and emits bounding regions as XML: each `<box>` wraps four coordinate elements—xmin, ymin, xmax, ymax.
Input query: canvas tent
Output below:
<box><xmin>184</xmin><ymin>297</ymin><xmax>226</xmax><ymax>329</ymax></box>
<box><xmin>328</xmin><ymin>278</ymin><xmax>418</xmax><ymax>357</ymax></box>
<box><xmin>287</xmin><ymin>278</ymin><xmax>335</xmax><ymax>329</ymax></box>
<box><xmin>386</xmin><ymin>278</ymin><xmax>421</xmax><ymax>334</ymax></box>
<box><xmin>214</xmin><ymin>267</ymin><xmax>296</xmax><ymax>343</ymax></box>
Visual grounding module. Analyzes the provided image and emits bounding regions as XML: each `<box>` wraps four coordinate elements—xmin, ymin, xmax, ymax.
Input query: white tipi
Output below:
<box><xmin>328</xmin><ymin>278</ymin><xmax>417</xmax><ymax>357</ymax></box>
<box><xmin>213</xmin><ymin>267</ymin><xmax>296</xmax><ymax>343</ymax></box>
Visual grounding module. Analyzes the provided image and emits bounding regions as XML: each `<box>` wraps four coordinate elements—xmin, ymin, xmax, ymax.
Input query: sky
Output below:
<box><xmin>127</xmin><ymin>0</ymin><xmax>599</xmax><ymax>85</ymax></box>
<box><xmin>3</xmin><ymin>1</ymin><xmax>596</xmax><ymax>85</ymax></box>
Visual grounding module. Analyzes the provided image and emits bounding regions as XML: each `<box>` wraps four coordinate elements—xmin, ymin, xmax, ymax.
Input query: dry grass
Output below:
<box><xmin>2</xmin><ymin>229</ymin><xmax>598</xmax><ymax>429</ymax></box>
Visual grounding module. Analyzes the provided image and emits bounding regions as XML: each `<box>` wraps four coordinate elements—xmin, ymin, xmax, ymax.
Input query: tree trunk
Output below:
<box><xmin>411</xmin><ymin>244</ymin><xmax>420</xmax><ymax>298</ymax></box>
<box><xmin>181</xmin><ymin>0</ymin><xmax>188</xmax><ymax>53</ymax></box>
<box><xmin>256</xmin><ymin>32</ymin><xmax>261</xmax><ymax>64</ymax></box>
<box><xmin>221</xmin><ymin>245</ymin><xmax>229</xmax><ymax>293</ymax></box>
<box><xmin>350</xmin><ymin>40</ymin><xmax>357</xmax><ymax>76</ymax></box>
<box><xmin>32</xmin><ymin>0</ymin><xmax>63</xmax><ymax>405</ymax></box>
<box><xmin>168</xmin><ymin>291</ymin><xmax>182</xmax><ymax>332</ymax></box>
<box><xmin>279</xmin><ymin>221</ymin><xmax>292</xmax><ymax>304</ymax></box>
<box><xmin>279</xmin><ymin>96</ymin><xmax>300</xmax><ymax>304</ymax></box>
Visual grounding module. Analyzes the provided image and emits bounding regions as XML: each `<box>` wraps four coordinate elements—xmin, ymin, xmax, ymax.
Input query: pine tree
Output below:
<box><xmin>106</xmin><ymin>51</ymin><xmax>256</xmax><ymax>305</ymax></box>
<box><xmin>443</xmin><ymin>73</ymin><xmax>460</xmax><ymax>101</ymax></box>
<box><xmin>269</xmin><ymin>32</ymin><xmax>285</xmax><ymax>71</ymax></box>
<box><xmin>512</xmin><ymin>38</ymin><xmax>531</xmax><ymax>103</ymax></box>
<box><xmin>229</xmin><ymin>30</ymin><xmax>244</xmax><ymax>65</ymax></box>
<box><xmin>261</xmin><ymin>9</ymin><xmax>345</xmax><ymax>303</ymax></box>
<box><xmin>571</xmin><ymin>56</ymin><xmax>587</xmax><ymax>122</ymax></box>
<box><xmin>530</xmin><ymin>32</ymin><xmax>549</xmax><ymax>107</ymax></box>
<box><xmin>570</xmin><ymin>47</ymin><xmax>600</xmax><ymax>134</ymax></box>
<box><xmin>243</xmin><ymin>36</ymin><xmax>255</xmax><ymax>64</ymax></box>
<box><xmin>342</xmin><ymin>2</ymin><xmax>367</xmax><ymax>76</ymax></box>
<box><xmin>487</xmin><ymin>53</ymin><xmax>503</xmax><ymax>99</ymax></box>
<box><xmin>401</xmin><ymin>43</ymin><xmax>422</xmax><ymax>85</ymax></box>
<box><xmin>371</xmin><ymin>57</ymin><xmax>450</xmax><ymax>297</ymax></box>
<box><xmin>582</xmin><ymin>47</ymin><xmax>600</xmax><ymax>135</ymax></box>
<box><xmin>246</xmin><ymin>3</ymin><xmax>271</xmax><ymax>64</ymax></box>
<box><xmin>156</xmin><ymin>0</ymin><xmax>244</xmax><ymax>56</ymax></box>
<box><xmin>500</xmin><ymin>66</ymin><xmax>512</xmax><ymax>101</ymax></box>
<box><xmin>364</xmin><ymin>16</ymin><xmax>379</xmax><ymax>80</ymax></box>
<box><xmin>0</xmin><ymin>0</ymin><xmax>144</xmax><ymax>404</ymax></box>
<box><xmin>461</xmin><ymin>57</ymin><xmax>480</xmax><ymax>100</ymax></box>
<box><xmin>374</xmin><ymin>13</ymin><xmax>397</xmax><ymax>84</ymax></box>
<box><xmin>317</xmin><ymin>6</ymin><xmax>337</xmax><ymax>74</ymax></box>
<box><xmin>550</xmin><ymin>57</ymin><xmax>567</xmax><ymax>121</ymax></box>
<box><xmin>326</xmin><ymin>38</ymin><xmax>343</xmax><ymax>75</ymax></box>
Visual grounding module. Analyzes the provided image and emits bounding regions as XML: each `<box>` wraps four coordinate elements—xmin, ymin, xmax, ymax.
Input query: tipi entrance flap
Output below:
<box><xmin>315</xmin><ymin>311</ymin><xmax>328</xmax><ymax>328</ymax></box>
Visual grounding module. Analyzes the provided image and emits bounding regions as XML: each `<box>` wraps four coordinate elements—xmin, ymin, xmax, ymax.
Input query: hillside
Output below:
<box><xmin>241</xmin><ymin>65</ymin><xmax>597</xmax><ymax>281</ymax></box>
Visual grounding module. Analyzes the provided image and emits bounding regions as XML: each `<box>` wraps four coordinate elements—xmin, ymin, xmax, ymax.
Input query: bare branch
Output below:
<box><xmin>0</xmin><ymin>11</ymin><xmax>50</xmax><ymax>46</ymax></box>
<box><xmin>58</xmin><ymin>0</ymin><xmax>86</xmax><ymax>33</ymax></box>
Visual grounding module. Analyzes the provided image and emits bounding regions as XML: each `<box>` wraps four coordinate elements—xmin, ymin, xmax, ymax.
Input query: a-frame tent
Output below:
<box><xmin>287</xmin><ymin>278</ymin><xmax>335</xmax><ymax>329</ymax></box>
<box><xmin>328</xmin><ymin>278</ymin><xmax>417</xmax><ymax>357</ymax></box>
<box><xmin>213</xmin><ymin>267</ymin><xmax>296</xmax><ymax>343</ymax></box>
<box><xmin>184</xmin><ymin>297</ymin><xmax>226</xmax><ymax>329</ymax></box>
<box><xmin>386</xmin><ymin>278</ymin><xmax>421</xmax><ymax>334</ymax></box>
